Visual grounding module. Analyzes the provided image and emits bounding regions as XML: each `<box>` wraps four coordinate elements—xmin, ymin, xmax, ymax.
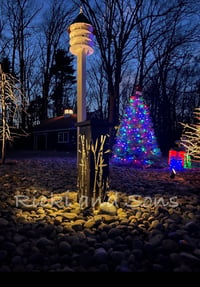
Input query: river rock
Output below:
<box><xmin>59</xmin><ymin>241</ymin><xmax>72</xmax><ymax>253</ymax></box>
<box><xmin>100</xmin><ymin>202</ymin><xmax>117</xmax><ymax>215</ymax></box>
<box><xmin>36</xmin><ymin>237</ymin><xmax>53</xmax><ymax>249</ymax></box>
<box><xmin>0</xmin><ymin>218</ymin><xmax>9</xmax><ymax>227</ymax></box>
<box><xmin>0</xmin><ymin>250</ymin><xmax>7</xmax><ymax>262</ymax></box>
<box><xmin>180</xmin><ymin>252</ymin><xmax>200</xmax><ymax>264</ymax></box>
<box><xmin>71</xmin><ymin>220</ymin><xmax>85</xmax><ymax>231</ymax></box>
<box><xmin>84</xmin><ymin>219</ymin><xmax>96</xmax><ymax>229</ymax></box>
<box><xmin>62</xmin><ymin>213</ymin><xmax>77</xmax><ymax>220</ymax></box>
<box><xmin>94</xmin><ymin>248</ymin><xmax>108</xmax><ymax>264</ymax></box>
<box><xmin>110</xmin><ymin>251</ymin><xmax>124</xmax><ymax>263</ymax></box>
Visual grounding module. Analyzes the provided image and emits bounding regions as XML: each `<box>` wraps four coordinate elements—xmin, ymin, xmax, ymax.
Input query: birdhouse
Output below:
<box><xmin>68</xmin><ymin>8</ymin><xmax>94</xmax><ymax>56</ymax></box>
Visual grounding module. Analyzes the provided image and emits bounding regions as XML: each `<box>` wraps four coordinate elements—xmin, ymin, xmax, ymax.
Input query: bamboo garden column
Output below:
<box><xmin>68</xmin><ymin>7</ymin><xmax>94</xmax><ymax>123</ymax></box>
<box><xmin>68</xmin><ymin>9</ymin><xmax>109</xmax><ymax>209</ymax></box>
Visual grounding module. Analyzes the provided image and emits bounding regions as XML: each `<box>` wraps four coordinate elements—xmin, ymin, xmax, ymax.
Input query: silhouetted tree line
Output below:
<box><xmin>0</xmin><ymin>0</ymin><xmax>200</xmax><ymax>154</ymax></box>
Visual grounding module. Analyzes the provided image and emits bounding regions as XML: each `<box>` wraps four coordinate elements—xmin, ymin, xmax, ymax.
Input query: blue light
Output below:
<box><xmin>169</xmin><ymin>158</ymin><xmax>184</xmax><ymax>171</ymax></box>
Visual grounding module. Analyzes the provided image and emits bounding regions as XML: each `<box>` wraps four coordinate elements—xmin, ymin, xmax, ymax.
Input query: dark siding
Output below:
<box><xmin>35</xmin><ymin>130</ymin><xmax>77</xmax><ymax>151</ymax></box>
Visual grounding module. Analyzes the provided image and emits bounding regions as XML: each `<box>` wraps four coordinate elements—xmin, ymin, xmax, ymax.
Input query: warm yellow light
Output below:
<box><xmin>64</xmin><ymin>109</ymin><xmax>74</xmax><ymax>115</ymax></box>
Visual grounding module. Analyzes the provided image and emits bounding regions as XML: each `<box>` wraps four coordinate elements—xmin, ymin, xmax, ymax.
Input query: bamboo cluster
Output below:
<box><xmin>78</xmin><ymin>133</ymin><xmax>110</xmax><ymax>209</ymax></box>
<box><xmin>180</xmin><ymin>108</ymin><xmax>200</xmax><ymax>160</ymax></box>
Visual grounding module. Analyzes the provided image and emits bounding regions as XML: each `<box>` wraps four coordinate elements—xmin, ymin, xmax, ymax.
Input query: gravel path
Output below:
<box><xmin>0</xmin><ymin>153</ymin><xmax>200</xmax><ymax>272</ymax></box>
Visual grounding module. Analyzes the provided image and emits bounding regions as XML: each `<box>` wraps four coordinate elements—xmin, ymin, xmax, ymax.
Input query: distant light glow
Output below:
<box><xmin>64</xmin><ymin>109</ymin><xmax>74</xmax><ymax>115</ymax></box>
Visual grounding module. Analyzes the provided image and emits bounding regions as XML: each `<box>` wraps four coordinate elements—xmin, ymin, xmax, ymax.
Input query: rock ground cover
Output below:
<box><xmin>0</xmin><ymin>152</ymin><xmax>200</xmax><ymax>272</ymax></box>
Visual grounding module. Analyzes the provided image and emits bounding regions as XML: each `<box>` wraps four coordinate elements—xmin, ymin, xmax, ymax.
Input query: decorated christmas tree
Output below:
<box><xmin>113</xmin><ymin>86</ymin><xmax>161</xmax><ymax>167</ymax></box>
<box><xmin>180</xmin><ymin>107</ymin><xmax>200</xmax><ymax>161</ymax></box>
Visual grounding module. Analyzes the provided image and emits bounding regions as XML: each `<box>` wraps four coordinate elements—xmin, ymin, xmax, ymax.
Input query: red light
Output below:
<box><xmin>168</xmin><ymin>149</ymin><xmax>186</xmax><ymax>167</ymax></box>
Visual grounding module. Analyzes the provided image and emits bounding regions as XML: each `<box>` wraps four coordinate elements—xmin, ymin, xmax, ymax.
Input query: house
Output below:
<box><xmin>33</xmin><ymin>110</ymin><xmax>77</xmax><ymax>151</ymax></box>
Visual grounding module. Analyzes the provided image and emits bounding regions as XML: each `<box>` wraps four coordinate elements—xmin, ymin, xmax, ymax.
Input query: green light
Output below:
<box><xmin>184</xmin><ymin>155</ymin><xmax>192</xmax><ymax>168</ymax></box>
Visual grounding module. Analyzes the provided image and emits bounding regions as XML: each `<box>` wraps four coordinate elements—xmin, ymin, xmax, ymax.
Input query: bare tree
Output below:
<box><xmin>87</xmin><ymin>55</ymin><xmax>108</xmax><ymax>120</ymax></box>
<box><xmin>0</xmin><ymin>0</ymin><xmax>199</xmax><ymax>155</ymax></box>
<box><xmin>2</xmin><ymin>0</ymin><xmax>41</xmax><ymax>129</ymax></box>
<box><xmin>72</xmin><ymin>0</ymin><xmax>143</xmax><ymax>146</ymax></box>
<box><xmin>0</xmin><ymin>64</ymin><xmax>27</xmax><ymax>164</ymax></box>
<box><xmin>143</xmin><ymin>0</ymin><xmax>200</xmax><ymax>153</ymax></box>
<box><xmin>0</xmin><ymin>18</ymin><xmax>4</xmax><ymax>56</ymax></box>
<box><xmin>39</xmin><ymin>0</ymin><xmax>75</xmax><ymax>120</ymax></box>
<box><xmin>73</xmin><ymin>0</ymin><xmax>198</xmax><ymax>148</ymax></box>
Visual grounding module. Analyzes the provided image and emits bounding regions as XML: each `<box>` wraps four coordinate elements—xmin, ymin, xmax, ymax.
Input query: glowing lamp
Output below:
<box><xmin>68</xmin><ymin>8</ymin><xmax>94</xmax><ymax>123</ymax></box>
<box><xmin>64</xmin><ymin>109</ymin><xmax>73</xmax><ymax>115</ymax></box>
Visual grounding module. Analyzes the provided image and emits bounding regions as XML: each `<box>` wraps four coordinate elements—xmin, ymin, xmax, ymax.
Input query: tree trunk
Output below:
<box><xmin>108</xmin><ymin>81</ymin><xmax>116</xmax><ymax>149</ymax></box>
<box><xmin>41</xmin><ymin>75</ymin><xmax>50</xmax><ymax>121</ymax></box>
<box><xmin>1</xmin><ymin>71</ymin><xmax>6</xmax><ymax>164</ymax></box>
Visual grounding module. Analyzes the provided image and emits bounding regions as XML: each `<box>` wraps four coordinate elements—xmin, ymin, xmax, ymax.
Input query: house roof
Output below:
<box><xmin>33</xmin><ymin>114</ymin><xmax>77</xmax><ymax>133</ymax></box>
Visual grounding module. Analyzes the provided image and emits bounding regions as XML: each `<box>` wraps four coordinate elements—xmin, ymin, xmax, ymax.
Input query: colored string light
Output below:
<box><xmin>113</xmin><ymin>90</ymin><xmax>161</xmax><ymax>167</ymax></box>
